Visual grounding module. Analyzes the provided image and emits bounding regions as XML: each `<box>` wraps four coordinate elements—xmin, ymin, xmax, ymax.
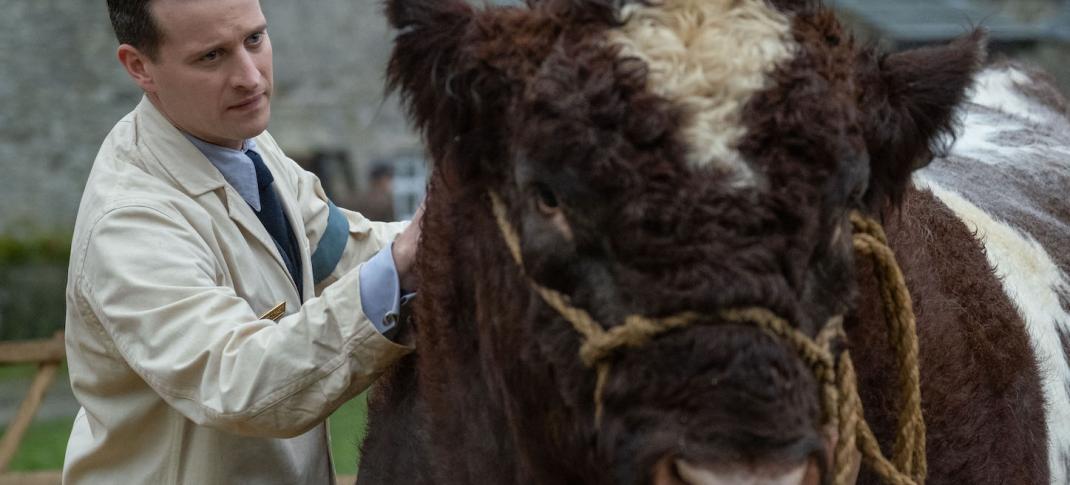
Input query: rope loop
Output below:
<box><xmin>489</xmin><ymin>192</ymin><xmax>926</xmax><ymax>485</ymax></box>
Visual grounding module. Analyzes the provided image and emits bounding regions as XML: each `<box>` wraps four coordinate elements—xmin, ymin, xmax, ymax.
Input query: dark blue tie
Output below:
<box><xmin>246</xmin><ymin>149</ymin><xmax>303</xmax><ymax>297</ymax></box>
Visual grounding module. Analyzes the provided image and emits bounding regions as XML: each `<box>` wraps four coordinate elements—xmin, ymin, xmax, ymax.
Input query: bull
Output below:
<box><xmin>358</xmin><ymin>0</ymin><xmax>1070</xmax><ymax>483</ymax></box>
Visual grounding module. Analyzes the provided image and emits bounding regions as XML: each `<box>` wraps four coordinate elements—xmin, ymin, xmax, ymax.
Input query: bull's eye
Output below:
<box><xmin>534</xmin><ymin>183</ymin><xmax>560</xmax><ymax>215</ymax></box>
<box><xmin>530</xmin><ymin>182</ymin><xmax>573</xmax><ymax>240</ymax></box>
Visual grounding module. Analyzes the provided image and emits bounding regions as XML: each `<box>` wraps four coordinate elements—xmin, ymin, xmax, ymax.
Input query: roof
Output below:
<box><xmin>829</xmin><ymin>0</ymin><xmax>1070</xmax><ymax>44</ymax></box>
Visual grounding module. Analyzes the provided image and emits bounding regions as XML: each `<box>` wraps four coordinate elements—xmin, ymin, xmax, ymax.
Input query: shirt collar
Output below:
<box><xmin>182</xmin><ymin>134</ymin><xmax>263</xmax><ymax>211</ymax></box>
<box><xmin>182</xmin><ymin>134</ymin><xmax>257</xmax><ymax>156</ymax></box>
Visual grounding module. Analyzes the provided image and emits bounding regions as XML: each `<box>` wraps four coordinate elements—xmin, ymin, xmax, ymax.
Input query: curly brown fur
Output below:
<box><xmin>360</xmin><ymin>1</ymin><xmax>1055</xmax><ymax>484</ymax></box>
<box><xmin>848</xmin><ymin>187</ymin><xmax>1048</xmax><ymax>484</ymax></box>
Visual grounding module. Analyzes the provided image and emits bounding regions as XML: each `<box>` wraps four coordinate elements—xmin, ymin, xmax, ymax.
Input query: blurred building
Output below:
<box><xmin>830</xmin><ymin>0</ymin><xmax>1070</xmax><ymax>95</ymax></box>
<box><xmin>0</xmin><ymin>1</ymin><xmax>434</xmax><ymax>340</ymax></box>
<box><xmin>0</xmin><ymin>1</ymin><xmax>424</xmax><ymax>238</ymax></box>
<box><xmin>4</xmin><ymin>0</ymin><xmax>1064</xmax><ymax>239</ymax></box>
<box><xmin>390</xmin><ymin>154</ymin><xmax>430</xmax><ymax>221</ymax></box>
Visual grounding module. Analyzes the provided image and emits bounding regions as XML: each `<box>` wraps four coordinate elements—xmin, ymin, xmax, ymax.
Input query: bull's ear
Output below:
<box><xmin>385</xmin><ymin>0</ymin><xmax>476</xmax><ymax>161</ymax></box>
<box><xmin>860</xmin><ymin>30</ymin><xmax>986</xmax><ymax>210</ymax></box>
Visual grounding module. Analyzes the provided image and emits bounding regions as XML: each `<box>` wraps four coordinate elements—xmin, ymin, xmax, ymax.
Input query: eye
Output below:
<box><xmin>201</xmin><ymin>49</ymin><xmax>222</xmax><ymax>62</ymax></box>
<box><xmin>247</xmin><ymin>31</ymin><xmax>265</xmax><ymax>46</ymax></box>
<box><xmin>846</xmin><ymin>153</ymin><xmax>871</xmax><ymax>204</ymax></box>
<box><xmin>533</xmin><ymin>183</ymin><xmax>560</xmax><ymax>215</ymax></box>
<box><xmin>848</xmin><ymin>184</ymin><xmax>867</xmax><ymax>204</ymax></box>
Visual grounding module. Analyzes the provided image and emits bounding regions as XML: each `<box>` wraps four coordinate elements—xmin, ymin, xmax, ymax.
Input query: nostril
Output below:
<box><xmin>801</xmin><ymin>458</ymin><xmax>823</xmax><ymax>485</ymax></box>
<box><xmin>821</xmin><ymin>424</ymin><xmax>861</xmax><ymax>485</ymax></box>
<box><xmin>652</xmin><ymin>456</ymin><xmax>687</xmax><ymax>485</ymax></box>
<box><xmin>674</xmin><ymin>459</ymin><xmax>719</xmax><ymax>485</ymax></box>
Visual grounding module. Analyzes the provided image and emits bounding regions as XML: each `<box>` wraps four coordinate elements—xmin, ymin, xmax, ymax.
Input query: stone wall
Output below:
<box><xmin>0</xmin><ymin>0</ymin><xmax>1065</xmax><ymax>238</ymax></box>
<box><xmin>0</xmin><ymin>0</ymin><xmax>421</xmax><ymax>237</ymax></box>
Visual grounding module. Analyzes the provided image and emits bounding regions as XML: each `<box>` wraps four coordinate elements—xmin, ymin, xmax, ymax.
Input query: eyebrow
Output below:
<box><xmin>187</xmin><ymin>22</ymin><xmax>269</xmax><ymax>59</ymax></box>
<box><xmin>247</xmin><ymin>23</ymin><xmax>269</xmax><ymax>37</ymax></box>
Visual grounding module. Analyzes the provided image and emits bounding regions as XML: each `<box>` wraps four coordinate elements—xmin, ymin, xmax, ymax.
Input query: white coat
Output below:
<box><xmin>62</xmin><ymin>97</ymin><xmax>412</xmax><ymax>484</ymax></box>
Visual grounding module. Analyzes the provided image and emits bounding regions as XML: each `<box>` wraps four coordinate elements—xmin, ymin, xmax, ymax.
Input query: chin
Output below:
<box><xmin>237</xmin><ymin>115</ymin><xmax>271</xmax><ymax>141</ymax></box>
<box><xmin>222</xmin><ymin>103</ymin><xmax>271</xmax><ymax>139</ymax></box>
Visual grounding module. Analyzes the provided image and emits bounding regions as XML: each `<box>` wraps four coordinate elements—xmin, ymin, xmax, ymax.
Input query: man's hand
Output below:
<box><xmin>392</xmin><ymin>201</ymin><xmax>424</xmax><ymax>292</ymax></box>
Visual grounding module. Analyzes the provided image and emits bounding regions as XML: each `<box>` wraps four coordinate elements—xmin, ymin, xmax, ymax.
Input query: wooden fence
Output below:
<box><xmin>0</xmin><ymin>332</ymin><xmax>64</xmax><ymax>485</ymax></box>
<box><xmin>0</xmin><ymin>333</ymin><xmax>358</xmax><ymax>484</ymax></box>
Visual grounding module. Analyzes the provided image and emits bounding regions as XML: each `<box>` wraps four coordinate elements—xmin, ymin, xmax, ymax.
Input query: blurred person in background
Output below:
<box><xmin>353</xmin><ymin>163</ymin><xmax>396</xmax><ymax>222</ymax></box>
<box><xmin>62</xmin><ymin>0</ymin><xmax>422</xmax><ymax>483</ymax></box>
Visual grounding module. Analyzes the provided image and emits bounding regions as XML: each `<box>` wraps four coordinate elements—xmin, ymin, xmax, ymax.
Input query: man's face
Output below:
<box><xmin>142</xmin><ymin>0</ymin><xmax>273</xmax><ymax>148</ymax></box>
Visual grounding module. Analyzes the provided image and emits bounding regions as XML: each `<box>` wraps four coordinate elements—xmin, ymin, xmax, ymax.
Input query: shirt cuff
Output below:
<box><xmin>358</xmin><ymin>244</ymin><xmax>404</xmax><ymax>339</ymax></box>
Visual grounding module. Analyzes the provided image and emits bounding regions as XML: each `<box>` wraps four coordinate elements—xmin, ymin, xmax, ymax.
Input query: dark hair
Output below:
<box><xmin>370</xmin><ymin>163</ymin><xmax>395</xmax><ymax>181</ymax></box>
<box><xmin>107</xmin><ymin>0</ymin><xmax>162</xmax><ymax>59</ymax></box>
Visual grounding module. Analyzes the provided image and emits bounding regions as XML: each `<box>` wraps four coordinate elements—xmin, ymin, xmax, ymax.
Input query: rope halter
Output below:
<box><xmin>488</xmin><ymin>191</ymin><xmax>927</xmax><ymax>485</ymax></box>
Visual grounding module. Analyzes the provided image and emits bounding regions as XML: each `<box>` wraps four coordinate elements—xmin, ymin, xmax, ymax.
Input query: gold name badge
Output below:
<box><xmin>259</xmin><ymin>302</ymin><xmax>286</xmax><ymax>321</ymax></box>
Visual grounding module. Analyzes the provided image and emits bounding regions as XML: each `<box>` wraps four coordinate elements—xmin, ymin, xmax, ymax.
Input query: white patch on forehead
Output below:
<box><xmin>607</xmin><ymin>0</ymin><xmax>796</xmax><ymax>186</ymax></box>
<box><xmin>915</xmin><ymin>176</ymin><xmax>1070</xmax><ymax>485</ymax></box>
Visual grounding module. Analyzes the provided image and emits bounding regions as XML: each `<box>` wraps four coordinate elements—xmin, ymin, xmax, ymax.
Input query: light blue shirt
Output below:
<box><xmin>184</xmin><ymin>133</ymin><xmax>405</xmax><ymax>338</ymax></box>
<box><xmin>183</xmin><ymin>135</ymin><xmax>262</xmax><ymax>211</ymax></box>
<box><xmin>358</xmin><ymin>242</ymin><xmax>412</xmax><ymax>338</ymax></box>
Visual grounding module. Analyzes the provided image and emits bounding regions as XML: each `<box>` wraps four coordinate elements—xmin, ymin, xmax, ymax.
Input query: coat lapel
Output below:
<box><xmin>279</xmin><ymin>192</ymin><xmax>313</xmax><ymax>300</ymax></box>
<box><xmin>223</xmin><ymin>186</ymin><xmax>300</xmax><ymax>299</ymax></box>
<box><xmin>132</xmin><ymin>97</ymin><xmax>302</xmax><ymax>302</ymax></box>
<box><xmin>134</xmin><ymin>97</ymin><xmax>227</xmax><ymax>197</ymax></box>
<box><xmin>257</xmin><ymin>148</ymin><xmax>313</xmax><ymax>301</ymax></box>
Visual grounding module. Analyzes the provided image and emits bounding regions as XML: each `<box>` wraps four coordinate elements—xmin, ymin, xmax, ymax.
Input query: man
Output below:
<box><xmin>63</xmin><ymin>0</ymin><xmax>419</xmax><ymax>482</ymax></box>
<box><xmin>353</xmin><ymin>163</ymin><xmax>396</xmax><ymax>222</ymax></box>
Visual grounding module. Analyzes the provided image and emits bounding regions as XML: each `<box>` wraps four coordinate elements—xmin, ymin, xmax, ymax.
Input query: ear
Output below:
<box><xmin>117</xmin><ymin>44</ymin><xmax>158</xmax><ymax>94</ymax></box>
<box><xmin>385</xmin><ymin>0</ymin><xmax>477</xmax><ymax>165</ymax></box>
<box><xmin>859</xmin><ymin>30</ymin><xmax>986</xmax><ymax>210</ymax></box>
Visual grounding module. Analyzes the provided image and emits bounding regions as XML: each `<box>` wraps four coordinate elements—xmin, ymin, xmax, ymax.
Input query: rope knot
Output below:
<box><xmin>489</xmin><ymin>192</ymin><xmax>926</xmax><ymax>485</ymax></box>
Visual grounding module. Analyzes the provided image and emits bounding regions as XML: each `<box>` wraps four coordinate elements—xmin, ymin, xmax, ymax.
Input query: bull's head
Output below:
<box><xmin>385</xmin><ymin>0</ymin><xmax>983</xmax><ymax>483</ymax></box>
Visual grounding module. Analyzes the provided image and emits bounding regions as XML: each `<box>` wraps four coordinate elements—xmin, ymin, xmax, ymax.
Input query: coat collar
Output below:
<box><xmin>132</xmin><ymin>96</ymin><xmax>306</xmax><ymax>302</ymax></box>
<box><xmin>134</xmin><ymin>96</ymin><xmax>228</xmax><ymax>197</ymax></box>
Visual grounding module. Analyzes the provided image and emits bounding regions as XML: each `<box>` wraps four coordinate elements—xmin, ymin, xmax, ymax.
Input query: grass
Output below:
<box><xmin>329</xmin><ymin>393</ymin><xmax>370</xmax><ymax>475</ymax></box>
<box><xmin>0</xmin><ymin>364</ymin><xmax>72</xmax><ymax>471</ymax></box>
<box><xmin>0</xmin><ymin>365</ymin><xmax>38</xmax><ymax>381</ymax></box>
<box><xmin>0</xmin><ymin>236</ymin><xmax>71</xmax><ymax>266</ymax></box>
<box><xmin>0</xmin><ymin>417</ymin><xmax>73</xmax><ymax>471</ymax></box>
<box><xmin>0</xmin><ymin>388</ymin><xmax>370</xmax><ymax>474</ymax></box>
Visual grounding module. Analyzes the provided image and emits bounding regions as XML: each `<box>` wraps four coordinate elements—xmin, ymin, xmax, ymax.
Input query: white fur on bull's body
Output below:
<box><xmin>915</xmin><ymin>65</ymin><xmax>1070</xmax><ymax>484</ymax></box>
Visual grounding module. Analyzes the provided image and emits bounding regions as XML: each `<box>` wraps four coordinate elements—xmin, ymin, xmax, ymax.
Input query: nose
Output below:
<box><xmin>230</xmin><ymin>48</ymin><xmax>262</xmax><ymax>91</ymax></box>
<box><xmin>652</xmin><ymin>457</ymin><xmax>812</xmax><ymax>485</ymax></box>
<box><xmin>649</xmin><ymin>426</ymin><xmax>861</xmax><ymax>485</ymax></box>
